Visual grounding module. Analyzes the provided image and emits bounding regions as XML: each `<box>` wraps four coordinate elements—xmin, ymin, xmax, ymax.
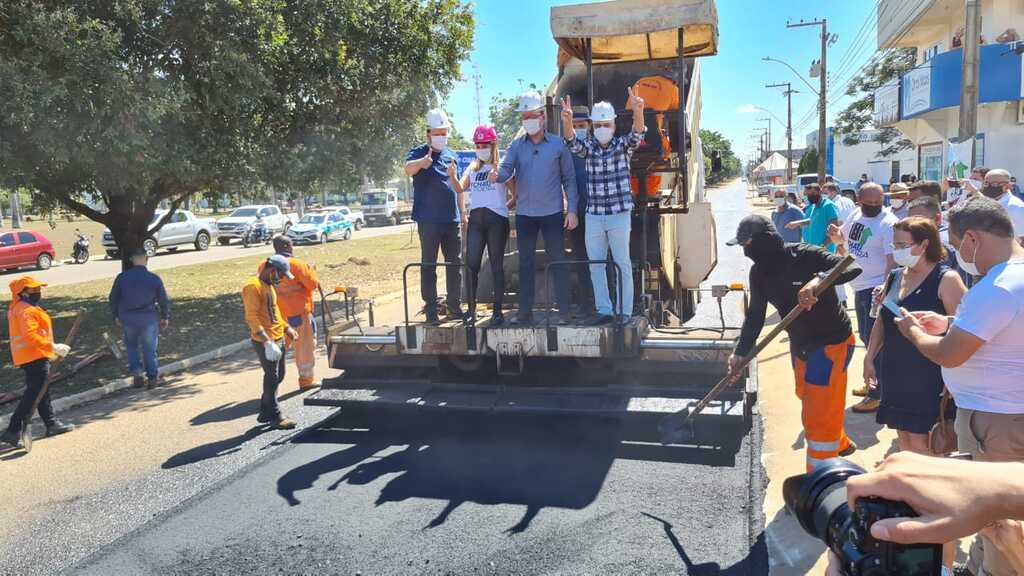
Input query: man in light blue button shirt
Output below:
<box><xmin>492</xmin><ymin>91</ymin><xmax>578</xmax><ymax>324</ymax></box>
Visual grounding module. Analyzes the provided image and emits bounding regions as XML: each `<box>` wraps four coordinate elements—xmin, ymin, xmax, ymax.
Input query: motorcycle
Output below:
<box><xmin>72</xmin><ymin>231</ymin><xmax>90</xmax><ymax>264</ymax></box>
<box><xmin>242</xmin><ymin>220</ymin><xmax>271</xmax><ymax>248</ymax></box>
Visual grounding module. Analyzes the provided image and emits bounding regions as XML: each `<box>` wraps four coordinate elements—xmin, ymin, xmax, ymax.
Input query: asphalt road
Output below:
<box><xmin>3</xmin><ymin>222</ymin><xmax>414</xmax><ymax>287</ymax></box>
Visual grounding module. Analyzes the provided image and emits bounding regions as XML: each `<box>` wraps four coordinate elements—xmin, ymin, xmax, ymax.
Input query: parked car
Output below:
<box><xmin>322</xmin><ymin>205</ymin><xmax>365</xmax><ymax>230</ymax></box>
<box><xmin>0</xmin><ymin>230</ymin><xmax>56</xmax><ymax>271</ymax></box>
<box><xmin>361</xmin><ymin>189</ymin><xmax>411</xmax><ymax>227</ymax></box>
<box><xmin>215</xmin><ymin>205</ymin><xmax>294</xmax><ymax>245</ymax></box>
<box><xmin>102</xmin><ymin>209</ymin><xmax>218</xmax><ymax>258</ymax></box>
<box><xmin>286</xmin><ymin>210</ymin><xmax>353</xmax><ymax>244</ymax></box>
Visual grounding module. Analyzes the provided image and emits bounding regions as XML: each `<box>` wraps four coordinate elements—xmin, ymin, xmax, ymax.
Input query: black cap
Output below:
<box><xmin>726</xmin><ymin>214</ymin><xmax>777</xmax><ymax>246</ymax></box>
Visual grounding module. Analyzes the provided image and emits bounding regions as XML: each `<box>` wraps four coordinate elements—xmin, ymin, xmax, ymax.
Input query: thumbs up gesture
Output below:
<box><xmin>419</xmin><ymin>145</ymin><xmax>433</xmax><ymax>169</ymax></box>
<box><xmin>447</xmin><ymin>160</ymin><xmax>458</xmax><ymax>181</ymax></box>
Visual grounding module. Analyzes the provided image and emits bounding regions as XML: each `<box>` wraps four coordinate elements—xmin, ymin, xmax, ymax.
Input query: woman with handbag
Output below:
<box><xmin>864</xmin><ymin>217</ymin><xmax>968</xmax><ymax>454</ymax></box>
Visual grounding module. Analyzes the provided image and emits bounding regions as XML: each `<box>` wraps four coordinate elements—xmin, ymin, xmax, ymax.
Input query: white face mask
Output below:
<box><xmin>475</xmin><ymin>148</ymin><xmax>491</xmax><ymax>162</ymax></box>
<box><xmin>594</xmin><ymin>127</ymin><xmax>614</xmax><ymax>144</ymax></box>
<box><xmin>774</xmin><ymin>197</ymin><xmax>787</xmax><ymax>206</ymax></box>
<box><xmin>956</xmin><ymin>234</ymin><xmax>980</xmax><ymax>276</ymax></box>
<box><xmin>430</xmin><ymin>135</ymin><xmax>448</xmax><ymax>150</ymax></box>
<box><xmin>574</xmin><ymin>128</ymin><xmax>588</xmax><ymax>140</ymax></box>
<box><xmin>893</xmin><ymin>246</ymin><xmax>922</xmax><ymax>268</ymax></box>
<box><xmin>523</xmin><ymin>118</ymin><xmax>542</xmax><ymax>135</ymax></box>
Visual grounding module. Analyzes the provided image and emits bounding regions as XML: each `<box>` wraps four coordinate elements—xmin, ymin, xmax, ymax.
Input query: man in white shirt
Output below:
<box><xmin>895</xmin><ymin>195</ymin><xmax>1024</xmax><ymax>576</ymax></box>
<box><xmin>828</xmin><ymin>182</ymin><xmax>897</xmax><ymax>412</ymax></box>
<box><xmin>978</xmin><ymin>169</ymin><xmax>1024</xmax><ymax>242</ymax></box>
<box><xmin>824</xmin><ymin>182</ymin><xmax>857</xmax><ymax>224</ymax></box>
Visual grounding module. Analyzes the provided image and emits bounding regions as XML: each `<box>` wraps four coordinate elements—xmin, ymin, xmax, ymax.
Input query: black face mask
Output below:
<box><xmin>743</xmin><ymin>232</ymin><xmax>788</xmax><ymax>269</ymax></box>
<box><xmin>860</xmin><ymin>205</ymin><xmax>882</xmax><ymax>217</ymax></box>
<box><xmin>22</xmin><ymin>292</ymin><xmax>42</xmax><ymax>306</ymax></box>
<box><xmin>982</xmin><ymin>185</ymin><xmax>1006</xmax><ymax>199</ymax></box>
<box><xmin>806</xmin><ymin>193</ymin><xmax>821</xmax><ymax>205</ymax></box>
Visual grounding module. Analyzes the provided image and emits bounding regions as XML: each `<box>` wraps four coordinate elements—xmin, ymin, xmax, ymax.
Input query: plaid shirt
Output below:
<box><xmin>567</xmin><ymin>130</ymin><xmax>642</xmax><ymax>215</ymax></box>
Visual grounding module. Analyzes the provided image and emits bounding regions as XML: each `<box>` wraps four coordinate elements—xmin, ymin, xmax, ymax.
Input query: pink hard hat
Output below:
<box><xmin>473</xmin><ymin>124</ymin><xmax>497</xmax><ymax>144</ymax></box>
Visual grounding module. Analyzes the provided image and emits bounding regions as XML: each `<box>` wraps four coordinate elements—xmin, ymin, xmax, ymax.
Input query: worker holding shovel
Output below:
<box><xmin>2</xmin><ymin>276</ymin><xmax>75</xmax><ymax>452</ymax></box>
<box><xmin>726</xmin><ymin>215</ymin><xmax>862</xmax><ymax>471</ymax></box>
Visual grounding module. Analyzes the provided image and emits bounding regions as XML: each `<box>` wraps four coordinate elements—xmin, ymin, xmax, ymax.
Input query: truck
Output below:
<box><xmin>361</xmin><ymin>188</ymin><xmax>412</xmax><ymax>227</ymax></box>
<box><xmin>102</xmin><ymin>209</ymin><xmax>217</xmax><ymax>258</ymax></box>
<box><xmin>214</xmin><ymin>204</ymin><xmax>294</xmax><ymax>245</ymax></box>
<box><xmin>310</xmin><ymin>0</ymin><xmax>757</xmax><ymax>452</ymax></box>
<box><xmin>323</xmin><ymin>205</ymin><xmax>365</xmax><ymax>230</ymax></box>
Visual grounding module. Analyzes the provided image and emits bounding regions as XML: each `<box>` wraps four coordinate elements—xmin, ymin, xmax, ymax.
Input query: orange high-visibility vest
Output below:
<box><xmin>272</xmin><ymin>258</ymin><xmax>318</xmax><ymax>318</ymax></box>
<box><xmin>8</xmin><ymin>299</ymin><xmax>56</xmax><ymax>366</ymax></box>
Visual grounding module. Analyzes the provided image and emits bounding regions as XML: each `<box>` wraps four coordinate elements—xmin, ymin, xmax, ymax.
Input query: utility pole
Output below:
<box><xmin>472</xmin><ymin>63</ymin><xmax>483</xmax><ymax>125</ymax></box>
<box><xmin>759</xmin><ymin>117</ymin><xmax>772</xmax><ymax>156</ymax></box>
<box><xmin>960</xmin><ymin>0</ymin><xmax>982</xmax><ymax>166</ymax></box>
<box><xmin>767</xmin><ymin>82</ymin><xmax>797</xmax><ymax>183</ymax></box>
<box><xmin>788</xmin><ymin>18</ymin><xmax>835</xmax><ymax>186</ymax></box>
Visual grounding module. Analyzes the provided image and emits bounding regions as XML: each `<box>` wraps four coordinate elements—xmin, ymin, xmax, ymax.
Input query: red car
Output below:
<box><xmin>0</xmin><ymin>229</ymin><xmax>56</xmax><ymax>271</ymax></box>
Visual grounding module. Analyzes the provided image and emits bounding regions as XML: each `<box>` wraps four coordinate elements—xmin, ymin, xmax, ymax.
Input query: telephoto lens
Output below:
<box><xmin>782</xmin><ymin>458</ymin><xmax>941</xmax><ymax>576</ymax></box>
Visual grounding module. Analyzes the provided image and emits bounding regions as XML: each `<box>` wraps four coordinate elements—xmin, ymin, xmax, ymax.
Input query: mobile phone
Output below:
<box><xmin>947</xmin><ymin>178</ymin><xmax>961</xmax><ymax>188</ymax></box>
<box><xmin>882</xmin><ymin>300</ymin><xmax>902</xmax><ymax>316</ymax></box>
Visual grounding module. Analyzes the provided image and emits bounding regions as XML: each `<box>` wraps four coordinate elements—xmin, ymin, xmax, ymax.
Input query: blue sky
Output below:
<box><xmin>443</xmin><ymin>0</ymin><xmax>879</xmax><ymax>164</ymax></box>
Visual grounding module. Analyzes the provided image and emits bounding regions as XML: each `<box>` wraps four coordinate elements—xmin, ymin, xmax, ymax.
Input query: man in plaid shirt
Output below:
<box><xmin>562</xmin><ymin>88</ymin><xmax>646</xmax><ymax>324</ymax></box>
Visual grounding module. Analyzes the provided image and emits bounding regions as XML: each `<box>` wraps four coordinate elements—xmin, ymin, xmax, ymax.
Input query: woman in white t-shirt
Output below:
<box><xmin>459</xmin><ymin>125</ymin><xmax>514</xmax><ymax>325</ymax></box>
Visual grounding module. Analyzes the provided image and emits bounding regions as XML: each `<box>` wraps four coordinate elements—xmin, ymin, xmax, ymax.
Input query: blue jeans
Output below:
<box><xmin>123</xmin><ymin>321</ymin><xmax>160</xmax><ymax>379</ymax></box>
<box><xmin>516</xmin><ymin>212</ymin><xmax>570</xmax><ymax>314</ymax></box>
<box><xmin>585</xmin><ymin>211</ymin><xmax>634</xmax><ymax>316</ymax></box>
<box><xmin>854</xmin><ymin>288</ymin><xmax>882</xmax><ymax>400</ymax></box>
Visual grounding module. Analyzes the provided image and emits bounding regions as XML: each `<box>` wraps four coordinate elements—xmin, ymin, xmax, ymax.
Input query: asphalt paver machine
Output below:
<box><xmin>308</xmin><ymin>0</ymin><xmax>756</xmax><ymax>447</ymax></box>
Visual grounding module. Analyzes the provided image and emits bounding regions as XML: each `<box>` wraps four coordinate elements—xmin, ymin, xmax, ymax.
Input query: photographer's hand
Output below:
<box><xmin>846</xmin><ymin>452</ymin><xmax>1024</xmax><ymax>544</ymax></box>
<box><xmin>981</xmin><ymin>520</ymin><xmax>1024</xmax><ymax>574</ymax></box>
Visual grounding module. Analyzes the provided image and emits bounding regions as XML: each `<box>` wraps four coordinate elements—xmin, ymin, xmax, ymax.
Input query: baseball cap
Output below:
<box><xmin>265</xmin><ymin>254</ymin><xmax>294</xmax><ymax>279</ymax></box>
<box><xmin>571</xmin><ymin>105</ymin><xmax>590</xmax><ymax>121</ymax></box>
<box><xmin>726</xmin><ymin>214</ymin><xmax>777</xmax><ymax>246</ymax></box>
<box><xmin>10</xmin><ymin>276</ymin><xmax>47</xmax><ymax>296</ymax></box>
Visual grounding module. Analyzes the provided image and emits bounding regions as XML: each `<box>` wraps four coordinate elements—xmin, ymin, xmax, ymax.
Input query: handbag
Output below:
<box><xmin>928</xmin><ymin>389</ymin><xmax>958</xmax><ymax>456</ymax></box>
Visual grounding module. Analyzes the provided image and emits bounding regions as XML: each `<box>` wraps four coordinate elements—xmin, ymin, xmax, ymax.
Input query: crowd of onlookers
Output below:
<box><xmin>768</xmin><ymin>166</ymin><xmax>1024</xmax><ymax>575</ymax></box>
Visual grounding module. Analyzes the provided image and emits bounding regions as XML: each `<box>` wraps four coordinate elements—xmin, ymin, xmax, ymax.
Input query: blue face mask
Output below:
<box><xmin>22</xmin><ymin>292</ymin><xmax>42</xmax><ymax>305</ymax></box>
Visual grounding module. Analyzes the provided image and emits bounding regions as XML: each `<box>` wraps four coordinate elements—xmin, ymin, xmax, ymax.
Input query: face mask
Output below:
<box><xmin>982</xmin><ymin>185</ymin><xmax>1005</xmax><ymax>199</ymax></box>
<box><xmin>429</xmin><ymin>135</ymin><xmax>448</xmax><ymax>151</ymax></box>
<box><xmin>574</xmin><ymin>128</ymin><xmax>588</xmax><ymax>140</ymax></box>
<box><xmin>22</xmin><ymin>292</ymin><xmax>41</xmax><ymax>305</ymax></box>
<box><xmin>523</xmin><ymin>118</ymin><xmax>542</xmax><ymax>135</ymax></box>
<box><xmin>475</xmin><ymin>148</ymin><xmax>491</xmax><ymax>162</ymax></box>
<box><xmin>806</xmin><ymin>193</ymin><xmax>821</xmax><ymax>205</ymax></box>
<box><xmin>969</xmin><ymin>179</ymin><xmax>983</xmax><ymax>191</ymax></box>
<box><xmin>742</xmin><ymin>232</ymin><xmax>788</xmax><ymax>268</ymax></box>
<box><xmin>956</xmin><ymin>234</ymin><xmax>980</xmax><ymax>276</ymax></box>
<box><xmin>891</xmin><ymin>200</ymin><xmax>906</xmax><ymax>211</ymax></box>
<box><xmin>774</xmin><ymin>197</ymin><xmax>786</xmax><ymax>207</ymax></box>
<box><xmin>893</xmin><ymin>246</ymin><xmax>922</xmax><ymax>268</ymax></box>
<box><xmin>860</xmin><ymin>205</ymin><xmax>882</xmax><ymax>218</ymax></box>
<box><xmin>594</xmin><ymin>127</ymin><xmax>614</xmax><ymax>144</ymax></box>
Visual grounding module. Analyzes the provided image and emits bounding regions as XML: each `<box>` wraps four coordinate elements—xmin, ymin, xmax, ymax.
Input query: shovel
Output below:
<box><xmin>658</xmin><ymin>254</ymin><xmax>856</xmax><ymax>444</ymax></box>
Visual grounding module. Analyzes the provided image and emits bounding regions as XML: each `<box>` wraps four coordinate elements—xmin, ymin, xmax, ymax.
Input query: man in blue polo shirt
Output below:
<box><xmin>109</xmin><ymin>248</ymin><xmax>170</xmax><ymax>388</ymax></box>
<box><xmin>404</xmin><ymin>109</ymin><xmax>467</xmax><ymax>325</ymax></box>
<box><xmin>786</xmin><ymin>183</ymin><xmax>840</xmax><ymax>252</ymax></box>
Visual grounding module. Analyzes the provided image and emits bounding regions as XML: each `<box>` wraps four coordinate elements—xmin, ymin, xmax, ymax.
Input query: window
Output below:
<box><xmin>0</xmin><ymin>233</ymin><xmax>15</xmax><ymax>247</ymax></box>
<box><xmin>329</xmin><ymin>213</ymin><xmax>341</xmax><ymax>222</ymax></box>
<box><xmin>388</xmin><ymin>194</ymin><xmax>396</xmax><ymax>202</ymax></box>
<box><xmin>266</xmin><ymin>207</ymin><xmax>280</xmax><ymax>216</ymax></box>
<box><xmin>18</xmin><ymin>232</ymin><xmax>36</xmax><ymax>244</ymax></box>
<box><xmin>259</xmin><ymin>208</ymin><xmax>272</xmax><ymax>217</ymax></box>
<box><xmin>923</xmin><ymin>43</ymin><xmax>942</xmax><ymax>62</ymax></box>
<box><xmin>172</xmin><ymin>212</ymin><xmax>187</xmax><ymax>223</ymax></box>
<box><xmin>919</xmin><ymin>142</ymin><xmax>944</xmax><ymax>182</ymax></box>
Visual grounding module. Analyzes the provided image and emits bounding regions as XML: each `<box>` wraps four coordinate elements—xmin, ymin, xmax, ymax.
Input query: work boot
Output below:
<box><xmin>851</xmin><ymin>397</ymin><xmax>880</xmax><ymax>413</ymax></box>
<box><xmin>45</xmin><ymin>420</ymin><xmax>75</xmax><ymax>437</ymax></box>
<box><xmin>146</xmin><ymin>376</ymin><xmax>160</xmax><ymax>389</ymax></box>
<box><xmin>272</xmin><ymin>418</ymin><xmax>297</xmax><ymax>430</ymax></box>
<box><xmin>132</xmin><ymin>374</ymin><xmax>145</xmax><ymax>389</ymax></box>
<box><xmin>425</xmin><ymin>309</ymin><xmax>441</xmax><ymax>326</ymax></box>
<box><xmin>838</xmin><ymin>439</ymin><xmax>858</xmax><ymax>457</ymax></box>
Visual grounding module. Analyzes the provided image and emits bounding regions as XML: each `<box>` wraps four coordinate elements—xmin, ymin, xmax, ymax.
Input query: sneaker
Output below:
<box><xmin>1</xmin><ymin>429</ymin><xmax>22</xmax><ymax>449</ymax></box>
<box><xmin>272</xmin><ymin>418</ymin><xmax>297</xmax><ymax>430</ymax></box>
<box><xmin>852</xmin><ymin>385</ymin><xmax>870</xmax><ymax>397</ymax></box>
<box><xmin>586</xmin><ymin>314</ymin><xmax>614</xmax><ymax>326</ymax></box>
<box><xmin>838</xmin><ymin>440</ymin><xmax>858</xmax><ymax>457</ymax></box>
<box><xmin>132</xmin><ymin>374</ymin><xmax>145</xmax><ymax>389</ymax></box>
<box><xmin>851</xmin><ymin>398</ymin><xmax>881</xmax><ymax>413</ymax></box>
<box><xmin>425</xmin><ymin>310</ymin><xmax>441</xmax><ymax>326</ymax></box>
<box><xmin>45</xmin><ymin>421</ymin><xmax>75</xmax><ymax>437</ymax></box>
<box><xmin>952</xmin><ymin>563</ymin><xmax>975</xmax><ymax>576</ymax></box>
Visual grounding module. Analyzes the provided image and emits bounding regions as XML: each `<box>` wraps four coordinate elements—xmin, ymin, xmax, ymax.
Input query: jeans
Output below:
<box><xmin>123</xmin><ymin>321</ymin><xmax>160</xmax><ymax>380</ymax></box>
<box><xmin>569</xmin><ymin>212</ymin><xmax>594</xmax><ymax>313</ymax></box>
<box><xmin>516</xmin><ymin>212</ymin><xmax>570</xmax><ymax>315</ymax></box>
<box><xmin>585</xmin><ymin>211</ymin><xmax>634</xmax><ymax>317</ymax></box>
<box><xmin>6</xmin><ymin>358</ymin><xmax>56</xmax><ymax>433</ymax></box>
<box><xmin>854</xmin><ymin>288</ymin><xmax>882</xmax><ymax>400</ymax></box>
<box><xmin>252</xmin><ymin>338</ymin><xmax>286</xmax><ymax>421</ymax></box>
<box><xmin>467</xmin><ymin>208</ymin><xmax>509</xmax><ymax>312</ymax></box>
<box><xmin>418</xmin><ymin>222</ymin><xmax>463</xmax><ymax>314</ymax></box>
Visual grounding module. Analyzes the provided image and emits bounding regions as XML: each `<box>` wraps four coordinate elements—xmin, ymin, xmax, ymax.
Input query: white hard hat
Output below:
<box><xmin>590</xmin><ymin>101</ymin><xmax>616</xmax><ymax>122</ymax></box>
<box><xmin>426</xmin><ymin>109</ymin><xmax>450</xmax><ymax>129</ymax></box>
<box><xmin>515</xmin><ymin>91</ymin><xmax>545</xmax><ymax>113</ymax></box>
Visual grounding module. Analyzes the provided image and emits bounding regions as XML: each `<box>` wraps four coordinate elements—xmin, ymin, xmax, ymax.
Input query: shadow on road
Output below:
<box><xmin>641</xmin><ymin>512</ymin><xmax>768</xmax><ymax>575</ymax></box>
<box><xmin>275</xmin><ymin>405</ymin><xmax>744</xmax><ymax>535</ymax></box>
<box><xmin>162</xmin><ymin>425</ymin><xmax>268</xmax><ymax>468</ymax></box>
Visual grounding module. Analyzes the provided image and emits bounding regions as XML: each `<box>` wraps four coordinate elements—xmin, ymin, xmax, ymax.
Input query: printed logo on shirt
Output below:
<box><xmin>847</xmin><ymin>222</ymin><xmax>873</xmax><ymax>258</ymax></box>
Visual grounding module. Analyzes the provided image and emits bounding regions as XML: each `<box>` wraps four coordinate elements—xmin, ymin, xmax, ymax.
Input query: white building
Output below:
<box><xmin>803</xmin><ymin>127</ymin><xmax>917</xmax><ymax>184</ymax></box>
<box><xmin>873</xmin><ymin>0</ymin><xmax>1024</xmax><ymax>180</ymax></box>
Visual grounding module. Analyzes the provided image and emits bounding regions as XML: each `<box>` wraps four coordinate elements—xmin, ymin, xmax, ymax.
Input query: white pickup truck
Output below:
<box><xmin>102</xmin><ymin>209</ymin><xmax>217</xmax><ymax>258</ymax></box>
<box><xmin>361</xmin><ymin>189</ymin><xmax>411</xmax><ymax>227</ymax></box>
<box><xmin>215</xmin><ymin>205</ymin><xmax>295</xmax><ymax>245</ymax></box>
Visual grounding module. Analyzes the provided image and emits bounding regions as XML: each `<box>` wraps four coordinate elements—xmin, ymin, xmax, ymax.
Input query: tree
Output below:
<box><xmin>699</xmin><ymin>129</ymin><xmax>741</xmax><ymax>184</ymax></box>
<box><xmin>488</xmin><ymin>84</ymin><xmax>538</xmax><ymax>145</ymax></box>
<box><xmin>834</xmin><ymin>48</ymin><xmax>916</xmax><ymax>158</ymax></box>
<box><xmin>798</xmin><ymin>147</ymin><xmax>819</xmax><ymax>175</ymax></box>
<box><xmin>0</xmin><ymin>0</ymin><xmax>474</xmax><ymax>262</ymax></box>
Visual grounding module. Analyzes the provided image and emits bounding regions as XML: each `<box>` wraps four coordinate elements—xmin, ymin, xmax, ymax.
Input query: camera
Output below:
<box><xmin>782</xmin><ymin>458</ymin><xmax>941</xmax><ymax>576</ymax></box>
<box><xmin>947</xmin><ymin>177</ymin><xmax>961</xmax><ymax>188</ymax></box>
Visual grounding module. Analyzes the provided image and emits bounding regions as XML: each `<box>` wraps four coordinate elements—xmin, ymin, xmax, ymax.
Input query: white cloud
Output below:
<box><xmin>736</xmin><ymin>104</ymin><xmax>760</xmax><ymax>114</ymax></box>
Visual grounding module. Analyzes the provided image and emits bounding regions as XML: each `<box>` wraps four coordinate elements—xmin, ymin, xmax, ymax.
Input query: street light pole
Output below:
<box><xmin>767</xmin><ymin>82</ymin><xmax>797</xmax><ymax>183</ymax></box>
<box><xmin>787</xmin><ymin>19</ymin><xmax>832</xmax><ymax>186</ymax></box>
<box><xmin>759</xmin><ymin>118</ymin><xmax>772</xmax><ymax>157</ymax></box>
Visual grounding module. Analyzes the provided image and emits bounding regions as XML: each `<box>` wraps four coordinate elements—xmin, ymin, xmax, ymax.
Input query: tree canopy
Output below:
<box><xmin>700</xmin><ymin>129</ymin><xmax>741</xmax><ymax>184</ymax></box>
<box><xmin>0</xmin><ymin>0</ymin><xmax>474</xmax><ymax>254</ymax></box>
<box><xmin>798</xmin><ymin>147</ymin><xmax>819</xmax><ymax>175</ymax></box>
<box><xmin>833</xmin><ymin>48</ymin><xmax>915</xmax><ymax>158</ymax></box>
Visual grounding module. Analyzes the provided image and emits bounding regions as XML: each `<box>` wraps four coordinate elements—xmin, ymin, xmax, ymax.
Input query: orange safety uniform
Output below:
<box><xmin>8</xmin><ymin>277</ymin><xmax>56</xmax><ymax>366</ymax></box>
<box><xmin>258</xmin><ymin>257</ymin><xmax>319</xmax><ymax>387</ymax></box>
<box><xmin>241</xmin><ymin>277</ymin><xmax>286</xmax><ymax>342</ymax></box>
<box><xmin>793</xmin><ymin>335</ymin><xmax>857</xmax><ymax>470</ymax></box>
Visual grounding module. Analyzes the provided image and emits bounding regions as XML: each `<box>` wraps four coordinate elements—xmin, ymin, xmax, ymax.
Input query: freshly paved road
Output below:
<box><xmin>4</xmin><ymin>222</ymin><xmax>415</xmax><ymax>288</ymax></box>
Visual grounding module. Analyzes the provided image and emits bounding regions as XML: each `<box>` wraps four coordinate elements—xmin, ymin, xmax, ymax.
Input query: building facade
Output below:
<box><xmin>805</xmin><ymin>128</ymin><xmax>916</xmax><ymax>184</ymax></box>
<box><xmin>873</xmin><ymin>0</ymin><xmax>1024</xmax><ymax>180</ymax></box>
